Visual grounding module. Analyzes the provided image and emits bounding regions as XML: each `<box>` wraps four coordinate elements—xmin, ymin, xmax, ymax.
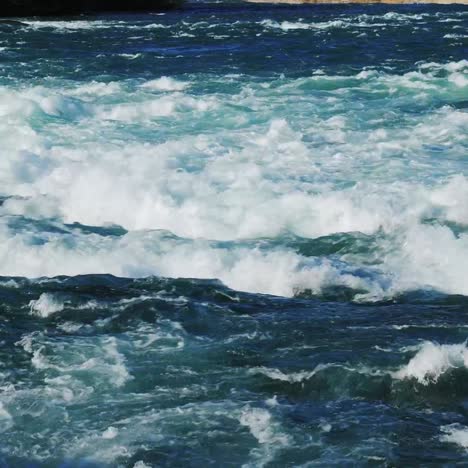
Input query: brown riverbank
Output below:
<box><xmin>248</xmin><ymin>0</ymin><xmax>468</xmax><ymax>4</ymax></box>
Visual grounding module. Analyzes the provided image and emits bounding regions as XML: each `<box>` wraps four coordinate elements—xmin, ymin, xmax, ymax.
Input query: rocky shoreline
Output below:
<box><xmin>0</xmin><ymin>0</ymin><xmax>183</xmax><ymax>16</ymax></box>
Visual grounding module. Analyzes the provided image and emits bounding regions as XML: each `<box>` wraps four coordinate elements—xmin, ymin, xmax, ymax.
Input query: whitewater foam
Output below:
<box><xmin>0</xmin><ymin>403</ymin><xmax>13</xmax><ymax>433</ymax></box>
<box><xmin>17</xmin><ymin>332</ymin><xmax>132</xmax><ymax>389</ymax></box>
<box><xmin>249</xmin><ymin>365</ymin><xmax>329</xmax><ymax>383</ymax></box>
<box><xmin>239</xmin><ymin>406</ymin><xmax>290</xmax><ymax>465</ymax></box>
<box><xmin>240</xmin><ymin>407</ymin><xmax>289</xmax><ymax>445</ymax></box>
<box><xmin>102</xmin><ymin>426</ymin><xmax>119</xmax><ymax>440</ymax></box>
<box><xmin>0</xmin><ymin>57</ymin><xmax>466</xmax><ymax>299</ymax></box>
<box><xmin>394</xmin><ymin>342</ymin><xmax>468</xmax><ymax>384</ymax></box>
<box><xmin>441</xmin><ymin>424</ymin><xmax>468</xmax><ymax>450</ymax></box>
<box><xmin>141</xmin><ymin>76</ymin><xmax>189</xmax><ymax>91</ymax></box>
<box><xmin>23</xmin><ymin>21</ymin><xmax>112</xmax><ymax>31</ymax></box>
<box><xmin>259</xmin><ymin>12</ymin><xmax>431</xmax><ymax>33</ymax></box>
<box><xmin>1</xmin><ymin>9</ymin><xmax>468</xmax><ymax>466</ymax></box>
<box><xmin>29</xmin><ymin>293</ymin><xmax>64</xmax><ymax>318</ymax></box>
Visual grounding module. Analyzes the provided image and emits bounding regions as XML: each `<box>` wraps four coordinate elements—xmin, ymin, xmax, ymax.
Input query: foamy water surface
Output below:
<box><xmin>0</xmin><ymin>2</ymin><xmax>467</xmax><ymax>466</ymax></box>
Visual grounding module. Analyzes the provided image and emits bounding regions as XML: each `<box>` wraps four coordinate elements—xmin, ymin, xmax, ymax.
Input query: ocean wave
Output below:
<box><xmin>23</xmin><ymin>20</ymin><xmax>115</xmax><ymax>31</ymax></box>
<box><xmin>394</xmin><ymin>342</ymin><xmax>468</xmax><ymax>384</ymax></box>
<box><xmin>0</xmin><ymin>63</ymin><xmax>467</xmax><ymax>298</ymax></box>
<box><xmin>22</xmin><ymin>20</ymin><xmax>170</xmax><ymax>32</ymax></box>
<box><xmin>140</xmin><ymin>76</ymin><xmax>190</xmax><ymax>91</ymax></box>
<box><xmin>29</xmin><ymin>293</ymin><xmax>65</xmax><ymax>318</ymax></box>
<box><xmin>1</xmin><ymin>7</ymin><xmax>467</xmax><ymax>466</ymax></box>
<box><xmin>259</xmin><ymin>12</ymin><xmax>433</xmax><ymax>33</ymax></box>
<box><xmin>441</xmin><ymin>424</ymin><xmax>468</xmax><ymax>451</ymax></box>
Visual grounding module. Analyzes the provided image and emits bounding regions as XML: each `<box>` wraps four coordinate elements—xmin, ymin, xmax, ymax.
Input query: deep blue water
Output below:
<box><xmin>0</xmin><ymin>2</ymin><xmax>467</xmax><ymax>466</ymax></box>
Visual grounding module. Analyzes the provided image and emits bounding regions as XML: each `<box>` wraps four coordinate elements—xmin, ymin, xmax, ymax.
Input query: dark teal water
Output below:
<box><xmin>0</xmin><ymin>2</ymin><xmax>467</xmax><ymax>466</ymax></box>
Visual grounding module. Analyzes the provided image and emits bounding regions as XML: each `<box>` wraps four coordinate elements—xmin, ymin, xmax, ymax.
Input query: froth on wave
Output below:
<box><xmin>0</xmin><ymin>61</ymin><xmax>467</xmax><ymax>299</ymax></box>
<box><xmin>441</xmin><ymin>424</ymin><xmax>468</xmax><ymax>451</ymax></box>
<box><xmin>394</xmin><ymin>341</ymin><xmax>468</xmax><ymax>384</ymax></box>
<box><xmin>140</xmin><ymin>76</ymin><xmax>190</xmax><ymax>92</ymax></box>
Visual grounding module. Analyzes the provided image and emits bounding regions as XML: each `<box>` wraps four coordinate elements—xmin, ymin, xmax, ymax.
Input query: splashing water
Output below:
<box><xmin>0</xmin><ymin>2</ymin><xmax>467</xmax><ymax>466</ymax></box>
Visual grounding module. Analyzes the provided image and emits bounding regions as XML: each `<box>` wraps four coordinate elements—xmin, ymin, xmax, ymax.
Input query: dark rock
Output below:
<box><xmin>0</xmin><ymin>0</ymin><xmax>183</xmax><ymax>17</ymax></box>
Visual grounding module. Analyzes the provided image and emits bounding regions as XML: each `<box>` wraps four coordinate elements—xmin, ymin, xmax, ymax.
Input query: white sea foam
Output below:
<box><xmin>17</xmin><ymin>332</ymin><xmax>132</xmax><ymax>388</ymax></box>
<box><xmin>57</xmin><ymin>401</ymin><xmax>240</xmax><ymax>464</ymax></box>
<box><xmin>430</xmin><ymin>174</ymin><xmax>468</xmax><ymax>225</ymax></box>
<box><xmin>441</xmin><ymin>424</ymin><xmax>468</xmax><ymax>450</ymax></box>
<box><xmin>239</xmin><ymin>406</ymin><xmax>290</xmax><ymax>466</ymax></box>
<box><xmin>240</xmin><ymin>407</ymin><xmax>289</xmax><ymax>445</ymax></box>
<box><xmin>95</xmin><ymin>94</ymin><xmax>214</xmax><ymax>121</ymax></box>
<box><xmin>102</xmin><ymin>426</ymin><xmax>119</xmax><ymax>439</ymax></box>
<box><xmin>29</xmin><ymin>293</ymin><xmax>64</xmax><ymax>318</ymax></box>
<box><xmin>0</xmin><ymin>62</ymin><xmax>466</xmax><ymax>298</ymax></box>
<box><xmin>133</xmin><ymin>462</ymin><xmax>152</xmax><ymax>468</ymax></box>
<box><xmin>68</xmin><ymin>81</ymin><xmax>121</xmax><ymax>97</ymax></box>
<box><xmin>259</xmin><ymin>12</ymin><xmax>429</xmax><ymax>33</ymax></box>
<box><xmin>141</xmin><ymin>23</ymin><xmax>169</xmax><ymax>30</ymax></box>
<box><xmin>448</xmin><ymin>72</ymin><xmax>468</xmax><ymax>88</ymax></box>
<box><xmin>265</xmin><ymin>20</ymin><xmax>311</xmax><ymax>31</ymax></box>
<box><xmin>0</xmin><ymin>402</ymin><xmax>13</xmax><ymax>433</ymax></box>
<box><xmin>385</xmin><ymin>224</ymin><xmax>468</xmax><ymax>297</ymax></box>
<box><xmin>249</xmin><ymin>365</ymin><xmax>328</xmax><ymax>383</ymax></box>
<box><xmin>444</xmin><ymin>34</ymin><xmax>468</xmax><ymax>40</ymax></box>
<box><xmin>101</xmin><ymin>337</ymin><xmax>132</xmax><ymax>387</ymax></box>
<box><xmin>419</xmin><ymin>59</ymin><xmax>468</xmax><ymax>72</ymax></box>
<box><xmin>23</xmin><ymin>21</ymin><xmax>112</xmax><ymax>31</ymax></box>
<box><xmin>141</xmin><ymin>76</ymin><xmax>189</xmax><ymax>92</ymax></box>
<box><xmin>394</xmin><ymin>342</ymin><xmax>468</xmax><ymax>384</ymax></box>
<box><xmin>118</xmin><ymin>53</ymin><xmax>142</xmax><ymax>60</ymax></box>
<box><xmin>0</xmin><ymin>224</ymin><xmax>385</xmax><ymax>297</ymax></box>
<box><xmin>23</xmin><ymin>20</ymin><xmax>165</xmax><ymax>32</ymax></box>
<box><xmin>1</xmin><ymin>11</ymin><xmax>468</xmax><ymax>465</ymax></box>
<box><xmin>260</xmin><ymin>19</ymin><xmax>347</xmax><ymax>31</ymax></box>
<box><xmin>239</xmin><ymin>406</ymin><xmax>291</xmax><ymax>468</ymax></box>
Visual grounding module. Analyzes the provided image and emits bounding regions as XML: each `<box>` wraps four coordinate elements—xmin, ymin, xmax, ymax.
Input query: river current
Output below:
<box><xmin>0</xmin><ymin>2</ymin><xmax>467</xmax><ymax>466</ymax></box>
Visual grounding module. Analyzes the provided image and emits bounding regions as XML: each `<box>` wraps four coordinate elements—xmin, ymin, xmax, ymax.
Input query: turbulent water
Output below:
<box><xmin>0</xmin><ymin>1</ymin><xmax>467</xmax><ymax>466</ymax></box>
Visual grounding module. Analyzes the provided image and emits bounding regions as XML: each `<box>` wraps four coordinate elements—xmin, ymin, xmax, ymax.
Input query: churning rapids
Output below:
<box><xmin>0</xmin><ymin>2</ymin><xmax>467</xmax><ymax>466</ymax></box>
